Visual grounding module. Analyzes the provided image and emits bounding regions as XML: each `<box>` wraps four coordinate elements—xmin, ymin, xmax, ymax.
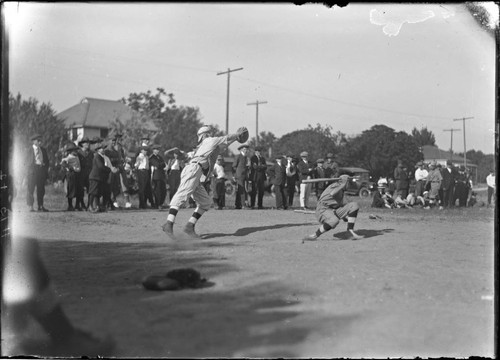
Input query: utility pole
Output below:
<box><xmin>247</xmin><ymin>100</ymin><xmax>267</xmax><ymax>146</ymax></box>
<box><xmin>217</xmin><ymin>67</ymin><xmax>243</xmax><ymax>134</ymax></box>
<box><xmin>443</xmin><ymin>128</ymin><xmax>461</xmax><ymax>159</ymax></box>
<box><xmin>453</xmin><ymin>117</ymin><xmax>474</xmax><ymax>167</ymax></box>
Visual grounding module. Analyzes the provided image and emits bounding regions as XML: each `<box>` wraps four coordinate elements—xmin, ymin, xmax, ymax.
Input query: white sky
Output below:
<box><xmin>4</xmin><ymin>2</ymin><xmax>497</xmax><ymax>154</ymax></box>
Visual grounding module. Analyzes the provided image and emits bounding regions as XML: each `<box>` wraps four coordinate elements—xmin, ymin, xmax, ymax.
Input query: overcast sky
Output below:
<box><xmin>4</xmin><ymin>2</ymin><xmax>498</xmax><ymax>154</ymax></box>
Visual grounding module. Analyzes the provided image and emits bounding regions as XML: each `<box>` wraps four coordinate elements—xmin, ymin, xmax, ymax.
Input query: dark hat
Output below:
<box><xmin>460</xmin><ymin>165</ymin><xmax>466</xmax><ymax>171</ymax></box>
<box><xmin>141</xmin><ymin>135</ymin><xmax>150</xmax><ymax>141</ymax></box>
<box><xmin>254</xmin><ymin>146</ymin><xmax>263</xmax><ymax>152</ymax></box>
<box><xmin>316</xmin><ymin>158</ymin><xmax>324</xmax><ymax>163</ymax></box>
<box><xmin>90</xmin><ymin>136</ymin><xmax>102</xmax><ymax>144</ymax></box>
<box><xmin>446</xmin><ymin>159</ymin><xmax>453</xmax><ymax>165</ymax></box>
<box><xmin>78</xmin><ymin>137</ymin><xmax>91</xmax><ymax>146</ymax></box>
<box><xmin>94</xmin><ymin>143</ymin><xmax>104</xmax><ymax>151</ymax></box>
<box><xmin>30</xmin><ymin>134</ymin><xmax>42</xmax><ymax>141</ymax></box>
<box><xmin>238</xmin><ymin>144</ymin><xmax>249</xmax><ymax>150</ymax></box>
<box><xmin>151</xmin><ymin>144</ymin><xmax>162</xmax><ymax>150</ymax></box>
<box><xmin>65</xmin><ymin>143</ymin><xmax>78</xmax><ymax>152</ymax></box>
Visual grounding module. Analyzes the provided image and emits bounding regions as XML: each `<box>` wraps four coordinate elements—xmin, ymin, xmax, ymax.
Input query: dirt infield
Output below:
<box><xmin>4</xmin><ymin>188</ymin><xmax>496</xmax><ymax>358</ymax></box>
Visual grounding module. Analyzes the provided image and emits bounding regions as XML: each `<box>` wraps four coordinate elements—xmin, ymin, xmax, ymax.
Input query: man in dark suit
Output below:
<box><xmin>267</xmin><ymin>155</ymin><xmax>287</xmax><ymax>210</ymax></box>
<box><xmin>232</xmin><ymin>144</ymin><xmax>250</xmax><ymax>209</ymax></box>
<box><xmin>249</xmin><ymin>146</ymin><xmax>267</xmax><ymax>209</ymax></box>
<box><xmin>440</xmin><ymin>159</ymin><xmax>457</xmax><ymax>208</ymax></box>
<box><xmin>149</xmin><ymin>144</ymin><xmax>167</xmax><ymax>209</ymax></box>
<box><xmin>26</xmin><ymin>134</ymin><xmax>50</xmax><ymax>212</ymax></box>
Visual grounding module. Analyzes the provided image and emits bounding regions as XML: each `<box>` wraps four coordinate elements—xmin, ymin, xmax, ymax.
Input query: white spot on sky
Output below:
<box><xmin>370</xmin><ymin>7</ymin><xmax>435</xmax><ymax>36</ymax></box>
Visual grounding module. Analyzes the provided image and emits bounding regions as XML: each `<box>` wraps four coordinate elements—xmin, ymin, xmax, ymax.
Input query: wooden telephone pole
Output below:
<box><xmin>246</xmin><ymin>100</ymin><xmax>267</xmax><ymax>146</ymax></box>
<box><xmin>453</xmin><ymin>117</ymin><xmax>474</xmax><ymax>167</ymax></box>
<box><xmin>217</xmin><ymin>67</ymin><xmax>243</xmax><ymax>134</ymax></box>
<box><xmin>443</xmin><ymin>128</ymin><xmax>461</xmax><ymax>159</ymax></box>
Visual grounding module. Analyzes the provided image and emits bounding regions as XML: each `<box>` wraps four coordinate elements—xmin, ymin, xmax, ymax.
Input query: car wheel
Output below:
<box><xmin>225</xmin><ymin>181</ymin><xmax>235</xmax><ymax>196</ymax></box>
<box><xmin>359</xmin><ymin>187</ymin><xmax>370</xmax><ymax>198</ymax></box>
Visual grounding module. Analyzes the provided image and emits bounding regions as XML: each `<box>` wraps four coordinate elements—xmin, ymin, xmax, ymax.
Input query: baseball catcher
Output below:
<box><xmin>162</xmin><ymin>125</ymin><xmax>248</xmax><ymax>239</ymax></box>
<box><xmin>302</xmin><ymin>174</ymin><xmax>364</xmax><ymax>242</ymax></box>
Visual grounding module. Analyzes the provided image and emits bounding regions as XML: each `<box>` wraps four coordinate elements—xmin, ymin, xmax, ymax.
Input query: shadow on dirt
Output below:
<box><xmin>332</xmin><ymin>228</ymin><xmax>395</xmax><ymax>240</ymax></box>
<box><xmin>201</xmin><ymin>222</ymin><xmax>316</xmax><ymax>239</ymax></box>
<box><xmin>30</xmin><ymin>240</ymin><xmax>360</xmax><ymax>358</ymax></box>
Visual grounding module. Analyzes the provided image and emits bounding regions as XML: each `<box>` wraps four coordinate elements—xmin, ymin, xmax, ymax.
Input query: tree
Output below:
<box><xmin>117</xmin><ymin>88</ymin><xmax>220</xmax><ymax>154</ymax></box>
<box><xmin>274</xmin><ymin>124</ymin><xmax>343</xmax><ymax>161</ymax></box>
<box><xmin>336</xmin><ymin>124</ymin><xmax>423</xmax><ymax>180</ymax></box>
<box><xmin>9</xmin><ymin>93</ymin><xmax>68</xmax><ymax>181</ymax></box>
<box><xmin>411</xmin><ymin>126</ymin><xmax>436</xmax><ymax>148</ymax></box>
<box><xmin>458</xmin><ymin>149</ymin><xmax>496</xmax><ymax>184</ymax></box>
<box><xmin>247</xmin><ymin>131</ymin><xmax>277</xmax><ymax>158</ymax></box>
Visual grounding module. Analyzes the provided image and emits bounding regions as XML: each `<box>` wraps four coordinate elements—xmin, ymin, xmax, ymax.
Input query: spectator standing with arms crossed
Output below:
<box><xmin>414</xmin><ymin>161</ymin><xmax>428</xmax><ymax>197</ymax></box>
<box><xmin>162</xmin><ymin>125</ymin><xmax>248</xmax><ymax>239</ymax></box>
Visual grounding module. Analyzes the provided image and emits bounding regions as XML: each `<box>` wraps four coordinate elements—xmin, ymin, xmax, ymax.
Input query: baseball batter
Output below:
<box><xmin>303</xmin><ymin>174</ymin><xmax>364</xmax><ymax>241</ymax></box>
<box><xmin>162</xmin><ymin>125</ymin><xmax>248</xmax><ymax>239</ymax></box>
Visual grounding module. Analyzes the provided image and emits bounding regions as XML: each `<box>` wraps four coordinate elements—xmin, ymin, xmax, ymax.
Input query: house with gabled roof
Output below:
<box><xmin>56</xmin><ymin>97</ymin><xmax>156</xmax><ymax>142</ymax></box>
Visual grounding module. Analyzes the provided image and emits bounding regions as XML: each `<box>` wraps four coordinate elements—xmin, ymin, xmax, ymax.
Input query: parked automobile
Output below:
<box><xmin>337</xmin><ymin>167</ymin><xmax>376</xmax><ymax>198</ymax></box>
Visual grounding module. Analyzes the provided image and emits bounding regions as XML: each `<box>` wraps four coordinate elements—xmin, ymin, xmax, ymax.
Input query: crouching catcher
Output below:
<box><xmin>303</xmin><ymin>174</ymin><xmax>364</xmax><ymax>242</ymax></box>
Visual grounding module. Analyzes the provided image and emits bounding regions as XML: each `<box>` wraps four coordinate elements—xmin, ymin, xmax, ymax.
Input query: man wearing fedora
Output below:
<box><xmin>232</xmin><ymin>144</ymin><xmax>250</xmax><ymax>209</ymax></box>
<box><xmin>440</xmin><ymin>159</ymin><xmax>457</xmax><ymax>208</ymax></box>
<box><xmin>249</xmin><ymin>146</ymin><xmax>267</xmax><ymax>209</ymax></box>
<box><xmin>77</xmin><ymin>137</ymin><xmax>93</xmax><ymax>210</ymax></box>
<box><xmin>267</xmin><ymin>155</ymin><xmax>287</xmax><ymax>210</ymax></box>
<box><xmin>88</xmin><ymin>141</ymin><xmax>110</xmax><ymax>212</ymax></box>
<box><xmin>394</xmin><ymin>160</ymin><xmax>409</xmax><ymax>199</ymax></box>
<box><xmin>26</xmin><ymin>134</ymin><xmax>50</xmax><ymax>212</ymax></box>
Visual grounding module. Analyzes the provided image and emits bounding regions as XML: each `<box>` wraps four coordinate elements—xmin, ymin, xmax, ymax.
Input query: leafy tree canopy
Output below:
<box><xmin>274</xmin><ymin>124</ymin><xmax>344</xmax><ymax>162</ymax></box>
<box><xmin>411</xmin><ymin>126</ymin><xmax>436</xmax><ymax>147</ymax></box>
<box><xmin>336</xmin><ymin>124</ymin><xmax>423</xmax><ymax>180</ymax></box>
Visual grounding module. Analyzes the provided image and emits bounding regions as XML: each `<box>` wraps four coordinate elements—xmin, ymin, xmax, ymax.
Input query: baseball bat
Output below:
<box><xmin>301</xmin><ymin>176</ymin><xmax>355</xmax><ymax>184</ymax></box>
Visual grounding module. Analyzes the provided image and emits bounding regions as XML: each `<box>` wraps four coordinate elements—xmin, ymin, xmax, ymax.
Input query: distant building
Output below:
<box><xmin>421</xmin><ymin>144</ymin><xmax>477</xmax><ymax>183</ymax></box>
<box><xmin>56</xmin><ymin>97</ymin><xmax>156</xmax><ymax>142</ymax></box>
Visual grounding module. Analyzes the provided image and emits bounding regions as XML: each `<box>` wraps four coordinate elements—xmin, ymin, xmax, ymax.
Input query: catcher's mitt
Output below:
<box><xmin>166</xmin><ymin>268</ymin><xmax>207</xmax><ymax>288</ymax></box>
<box><xmin>236</xmin><ymin>127</ymin><xmax>249</xmax><ymax>143</ymax></box>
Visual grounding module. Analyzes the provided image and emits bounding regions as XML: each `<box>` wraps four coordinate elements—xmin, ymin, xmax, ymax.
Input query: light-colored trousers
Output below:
<box><xmin>169</xmin><ymin>163</ymin><xmax>212</xmax><ymax>211</ymax></box>
<box><xmin>299</xmin><ymin>182</ymin><xmax>311</xmax><ymax>208</ymax></box>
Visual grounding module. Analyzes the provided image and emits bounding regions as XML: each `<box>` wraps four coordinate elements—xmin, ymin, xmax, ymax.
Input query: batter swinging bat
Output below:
<box><xmin>301</xmin><ymin>176</ymin><xmax>355</xmax><ymax>184</ymax></box>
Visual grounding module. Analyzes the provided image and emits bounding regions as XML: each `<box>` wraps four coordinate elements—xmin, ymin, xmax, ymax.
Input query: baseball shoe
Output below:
<box><xmin>183</xmin><ymin>223</ymin><xmax>201</xmax><ymax>239</ymax></box>
<box><xmin>38</xmin><ymin>206</ymin><xmax>49</xmax><ymax>212</ymax></box>
<box><xmin>348</xmin><ymin>230</ymin><xmax>364</xmax><ymax>240</ymax></box>
<box><xmin>302</xmin><ymin>233</ymin><xmax>318</xmax><ymax>242</ymax></box>
<box><xmin>162</xmin><ymin>221</ymin><xmax>176</xmax><ymax>240</ymax></box>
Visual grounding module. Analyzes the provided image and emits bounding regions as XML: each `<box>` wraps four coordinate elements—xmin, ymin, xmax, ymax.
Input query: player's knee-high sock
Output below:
<box><xmin>315</xmin><ymin>223</ymin><xmax>332</xmax><ymax>238</ymax></box>
<box><xmin>188</xmin><ymin>207</ymin><xmax>206</xmax><ymax>225</ymax></box>
<box><xmin>347</xmin><ymin>210</ymin><xmax>358</xmax><ymax>230</ymax></box>
<box><xmin>167</xmin><ymin>206</ymin><xmax>179</xmax><ymax>223</ymax></box>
